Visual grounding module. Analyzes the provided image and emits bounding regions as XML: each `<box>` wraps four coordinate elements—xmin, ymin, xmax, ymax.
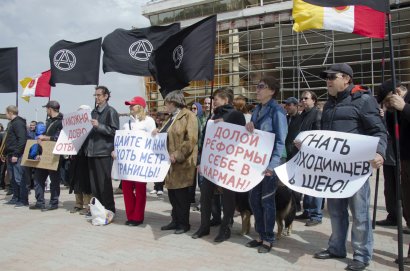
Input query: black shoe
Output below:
<box><xmin>29</xmin><ymin>204</ymin><xmax>45</xmax><ymax>210</ymax></box>
<box><xmin>126</xmin><ymin>220</ymin><xmax>143</xmax><ymax>226</ymax></box>
<box><xmin>42</xmin><ymin>205</ymin><xmax>58</xmax><ymax>212</ymax></box>
<box><xmin>346</xmin><ymin>260</ymin><xmax>369</xmax><ymax>271</ymax></box>
<box><xmin>245</xmin><ymin>240</ymin><xmax>263</xmax><ymax>248</ymax></box>
<box><xmin>305</xmin><ymin>219</ymin><xmax>322</xmax><ymax>227</ymax></box>
<box><xmin>70</xmin><ymin>207</ymin><xmax>83</xmax><ymax>214</ymax></box>
<box><xmin>403</xmin><ymin>227</ymin><xmax>410</xmax><ymax>234</ymax></box>
<box><xmin>6</xmin><ymin>190</ymin><xmax>13</xmax><ymax>196</ymax></box>
<box><xmin>214</xmin><ymin>227</ymin><xmax>231</xmax><ymax>242</ymax></box>
<box><xmin>4</xmin><ymin>199</ymin><xmax>18</xmax><ymax>205</ymax></box>
<box><xmin>314</xmin><ymin>249</ymin><xmax>345</xmax><ymax>259</ymax></box>
<box><xmin>210</xmin><ymin>219</ymin><xmax>221</xmax><ymax>227</ymax></box>
<box><xmin>14</xmin><ymin>202</ymin><xmax>29</xmax><ymax>208</ymax></box>
<box><xmin>192</xmin><ymin>228</ymin><xmax>210</xmax><ymax>239</ymax></box>
<box><xmin>161</xmin><ymin>221</ymin><xmax>177</xmax><ymax>231</ymax></box>
<box><xmin>295</xmin><ymin>212</ymin><xmax>310</xmax><ymax>220</ymax></box>
<box><xmin>395</xmin><ymin>257</ymin><xmax>410</xmax><ymax>265</ymax></box>
<box><xmin>375</xmin><ymin>219</ymin><xmax>397</xmax><ymax>226</ymax></box>
<box><xmin>258</xmin><ymin>243</ymin><xmax>273</xmax><ymax>253</ymax></box>
<box><xmin>174</xmin><ymin>226</ymin><xmax>190</xmax><ymax>234</ymax></box>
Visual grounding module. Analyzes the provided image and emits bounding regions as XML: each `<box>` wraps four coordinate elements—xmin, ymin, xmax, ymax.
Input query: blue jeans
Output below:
<box><xmin>327</xmin><ymin>180</ymin><xmax>373</xmax><ymax>263</ymax></box>
<box><xmin>34</xmin><ymin>168</ymin><xmax>61</xmax><ymax>207</ymax></box>
<box><xmin>249</xmin><ymin>175</ymin><xmax>278</xmax><ymax>244</ymax></box>
<box><xmin>7</xmin><ymin>156</ymin><xmax>29</xmax><ymax>205</ymax></box>
<box><xmin>302</xmin><ymin>195</ymin><xmax>323</xmax><ymax>221</ymax></box>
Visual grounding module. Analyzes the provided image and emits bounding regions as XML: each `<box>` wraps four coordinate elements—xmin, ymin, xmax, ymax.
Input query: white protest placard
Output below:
<box><xmin>111</xmin><ymin>130</ymin><xmax>171</xmax><ymax>182</ymax></box>
<box><xmin>274</xmin><ymin>130</ymin><xmax>379</xmax><ymax>198</ymax></box>
<box><xmin>53</xmin><ymin>109</ymin><xmax>92</xmax><ymax>155</ymax></box>
<box><xmin>200</xmin><ymin>120</ymin><xmax>275</xmax><ymax>192</ymax></box>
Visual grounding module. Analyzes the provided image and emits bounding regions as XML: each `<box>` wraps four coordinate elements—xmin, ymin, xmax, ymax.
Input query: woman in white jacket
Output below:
<box><xmin>121</xmin><ymin>96</ymin><xmax>156</xmax><ymax>226</ymax></box>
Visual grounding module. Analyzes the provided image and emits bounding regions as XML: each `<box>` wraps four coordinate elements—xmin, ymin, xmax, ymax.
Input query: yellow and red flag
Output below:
<box><xmin>20</xmin><ymin>70</ymin><xmax>52</xmax><ymax>102</ymax></box>
<box><xmin>293</xmin><ymin>0</ymin><xmax>389</xmax><ymax>39</ymax></box>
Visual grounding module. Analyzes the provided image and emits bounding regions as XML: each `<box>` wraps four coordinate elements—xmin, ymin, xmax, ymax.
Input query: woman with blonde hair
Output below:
<box><xmin>120</xmin><ymin>96</ymin><xmax>156</xmax><ymax>226</ymax></box>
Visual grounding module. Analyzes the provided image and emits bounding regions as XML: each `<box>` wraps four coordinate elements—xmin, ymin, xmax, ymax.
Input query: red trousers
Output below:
<box><xmin>122</xmin><ymin>180</ymin><xmax>147</xmax><ymax>222</ymax></box>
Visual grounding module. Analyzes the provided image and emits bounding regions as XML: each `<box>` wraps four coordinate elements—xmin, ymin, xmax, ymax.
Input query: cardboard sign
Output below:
<box><xmin>274</xmin><ymin>130</ymin><xmax>379</xmax><ymax>198</ymax></box>
<box><xmin>111</xmin><ymin>130</ymin><xmax>171</xmax><ymax>182</ymax></box>
<box><xmin>53</xmin><ymin>109</ymin><xmax>92</xmax><ymax>155</ymax></box>
<box><xmin>21</xmin><ymin>140</ymin><xmax>60</xmax><ymax>170</ymax></box>
<box><xmin>200</xmin><ymin>121</ymin><xmax>275</xmax><ymax>192</ymax></box>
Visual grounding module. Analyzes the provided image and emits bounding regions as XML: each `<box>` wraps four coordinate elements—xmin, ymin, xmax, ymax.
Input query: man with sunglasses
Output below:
<box><xmin>294</xmin><ymin>90</ymin><xmax>323</xmax><ymax>226</ymax></box>
<box><xmin>314</xmin><ymin>63</ymin><xmax>387</xmax><ymax>271</ymax></box>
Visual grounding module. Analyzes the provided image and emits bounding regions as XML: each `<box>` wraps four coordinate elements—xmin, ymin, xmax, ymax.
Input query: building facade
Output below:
<box><xmin>142</xmin><ymin>0</ymin><xmax>410</xmax><ymax>109</ymax></box>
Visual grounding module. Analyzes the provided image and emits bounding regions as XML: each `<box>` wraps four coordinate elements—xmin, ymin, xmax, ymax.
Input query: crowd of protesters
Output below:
<box><xmin>1</xmin><ymin>63</ymin><xmax>409</xmax><ymax>270</ymax></box>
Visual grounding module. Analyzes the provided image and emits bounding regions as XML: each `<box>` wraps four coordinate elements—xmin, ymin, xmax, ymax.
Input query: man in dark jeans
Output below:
<box><xmin>377</xmin><ymin>80</ymin><xmax>410</xmax><ymax>235</ymax></box>
<box><xmin>86</xmin><ymin>86</ymin><xmax>119</xmax><ymax>214</ymax></box>
<box><xmin>30</xmin><ymin>101</ymin><xmax>63</xmax><ymax>211</ymax></box>
<box><xmin>3</xmin><ymin>105</ymin><xmax>29</xmax><ymax>207</ymax></box>
<box><xmin>314</xmin><ymin>63</ymin><xmax>386</xmax><ymax>271</ymax></box>
<box><xmin>294</xmin><ymin>90</ymin><xmax>323</xmax><ymax>226</ymax></box>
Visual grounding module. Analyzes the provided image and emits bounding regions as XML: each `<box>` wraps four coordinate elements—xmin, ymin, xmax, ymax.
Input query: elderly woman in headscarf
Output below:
<box><xmin>155</xmin><ymin>90</ymin><xmax>198</xmax><ymax>234</ymax></box>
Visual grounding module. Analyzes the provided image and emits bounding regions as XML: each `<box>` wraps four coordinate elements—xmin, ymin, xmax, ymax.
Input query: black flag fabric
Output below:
<box><xmin>49</xmin><ymin>37</ymin><xmax>102</xmax><ymax>86</ymax></box>
<box><xmin>102</xmin><ymin>24</ymin><xmax>180</xmax><ymax>76</ymax></box>
<box><xmin>0</xmin><ymin>47</ymin><xmax>18</xmax><ymax>93</ymax></box>
<box><xmin>149</xmin><ymin>15</ymin><xmax>217</xmax><ymax>97</ymax></box>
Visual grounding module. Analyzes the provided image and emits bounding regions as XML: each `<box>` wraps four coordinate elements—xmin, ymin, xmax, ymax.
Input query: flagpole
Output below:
<box><xmin>387</xmin><ymin>12</ymin><xmax>404</xmax><ymax>271</ymax></box>
<box><xmin>15</xmin><ymin>49</ymin><xmax>18</xmax><ymax>107</ymax></box>
<box><xmin>372</xmin><ymin>37</ymin><xmax>386</xmax><ymax>230</ymax></box>
<box><xmin>209</xmin><ymin>80</ymin><xmax>214</xmax><ymax>120</ymax></box>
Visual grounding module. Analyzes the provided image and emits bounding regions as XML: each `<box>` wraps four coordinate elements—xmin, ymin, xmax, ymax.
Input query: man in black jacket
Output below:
<box><xmin>86</xmin><ymin>86</ymin><xmax>119</xmax><ymax>214</ymax></box>
<box><xmin>294</xmin><ymin>90</ymin><xmax>323</xmax><ymax>226</ymax></box>
<box><xmin>313</xmin><ymin>63</ymin><xmax>387</xmax><ymax>271</ymax></box>
<box><xmin>3</xmin><ymin>105</ymin><xmax>29</xmax><ymax>207</ymax></box>
<box><xmin>284</xmin><ymin>97</ymin><xmax>301</xmax><ymax>161</ymax></box>
<box><xmin>30</xmin><ymin>101</ymin><xmax>63</xmax><ymax>211</ymax></box>
<box><xmin>377</xmin><ymin>80</ymin><xmax>410</xmax><ymax>232</ymax></box>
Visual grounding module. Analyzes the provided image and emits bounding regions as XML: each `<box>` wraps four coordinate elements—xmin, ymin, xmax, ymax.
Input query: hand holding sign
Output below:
<box><xmin>371</xmin><ymin>153</ymin><xmax>384</xmax><ymax>169</ymax></box>
<box><xmin>274</xmin><ymin>130</ymin><xmax>379</xmax><ymax>198</ymax></box>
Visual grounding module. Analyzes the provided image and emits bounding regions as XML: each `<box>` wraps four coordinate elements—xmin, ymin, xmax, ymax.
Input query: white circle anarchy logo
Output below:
<box><xmin>173</xmin><ymin>45</ymin><xmax>184</xmax><ymax>69</ymax></box>
<box><xmin>53</xmin><ymin>49</ymin><xmax>76</xmax><ymax>71</ymax></box>
<box><xmin>129</xmin><ymin>40</ymin><xmax>153</xmax><ymax>61</ymax></box>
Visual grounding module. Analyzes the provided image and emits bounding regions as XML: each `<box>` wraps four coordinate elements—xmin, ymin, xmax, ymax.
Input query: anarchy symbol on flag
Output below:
<box><xmin>53</xmin><ymin>49</ymin><xmax>76</xmax><ymax>71</ymax></box>
<box><xmin>129</xmin><ymin>40</ymin><xmax>153</xmax><ymax>61</ymax></box>
<box><xmin>173</xmin><ymin>45</ymin><xmax>183</xmax><ymax>69</ymax></box>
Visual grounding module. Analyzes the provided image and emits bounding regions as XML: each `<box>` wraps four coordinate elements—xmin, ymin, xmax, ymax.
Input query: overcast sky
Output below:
<box><xmin>0</xmin><ymin>0</ymin><xmax>151</xmax><ymax>126</ymax></box>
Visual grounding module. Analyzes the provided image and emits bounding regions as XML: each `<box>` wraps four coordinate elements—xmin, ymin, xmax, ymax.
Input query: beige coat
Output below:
<box><xmin>164</xmin><ymin>108</ymin><xmax>198</xmax><ymax>189</ymax></box>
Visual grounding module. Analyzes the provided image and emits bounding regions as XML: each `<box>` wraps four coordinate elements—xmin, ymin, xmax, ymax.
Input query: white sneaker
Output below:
<box><xmin>157</xmin><ymin>191</ymin><xmax>163</xmax><ymax>195</ymax></box>
<box><xmin>149</xmin><ymin>190</ymin><xmax>157</xmax><ymax>194</ymax></box>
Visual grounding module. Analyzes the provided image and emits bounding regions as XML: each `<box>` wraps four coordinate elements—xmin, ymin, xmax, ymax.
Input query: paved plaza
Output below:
<box><xmin>0</xmin><ymin>173</ymin><xmax>408</xmax><ymax>271</ymax></box>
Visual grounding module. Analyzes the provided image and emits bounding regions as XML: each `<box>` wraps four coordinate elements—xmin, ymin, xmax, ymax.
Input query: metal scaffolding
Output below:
<box><xmin>145</xmin><ymin>4</ymin><xmax>410</xmax><ymax>110</ymax></box>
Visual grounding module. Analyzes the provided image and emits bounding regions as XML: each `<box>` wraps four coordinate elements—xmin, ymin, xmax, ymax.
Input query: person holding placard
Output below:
<box><xmin>120</xmin><ymin>96</ymin><xmax>156</xmax><ymax>226</ymax></box>
<box><xmin>192</xmin><ymin>87</ymin><xmax>246</xmax><ymax>242</ymax></box>
<box><xmin>314</xmin><ymin>63</ymin><xmax>386</xmax><ymax>271</ymax></box>
<box><xmin>245</xmin><ymin>76</ymin><xmax>288</xmax><ymax>253</ymax></box>
<box><xmin>30</xmin><ymin>101</ymin><xmax>63</xmax><ymax>211</ymax></box>
<box><xmin>86</xmin><ymin>86</ymin><xmax>119</xmax><ymax>214</ymax></box>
